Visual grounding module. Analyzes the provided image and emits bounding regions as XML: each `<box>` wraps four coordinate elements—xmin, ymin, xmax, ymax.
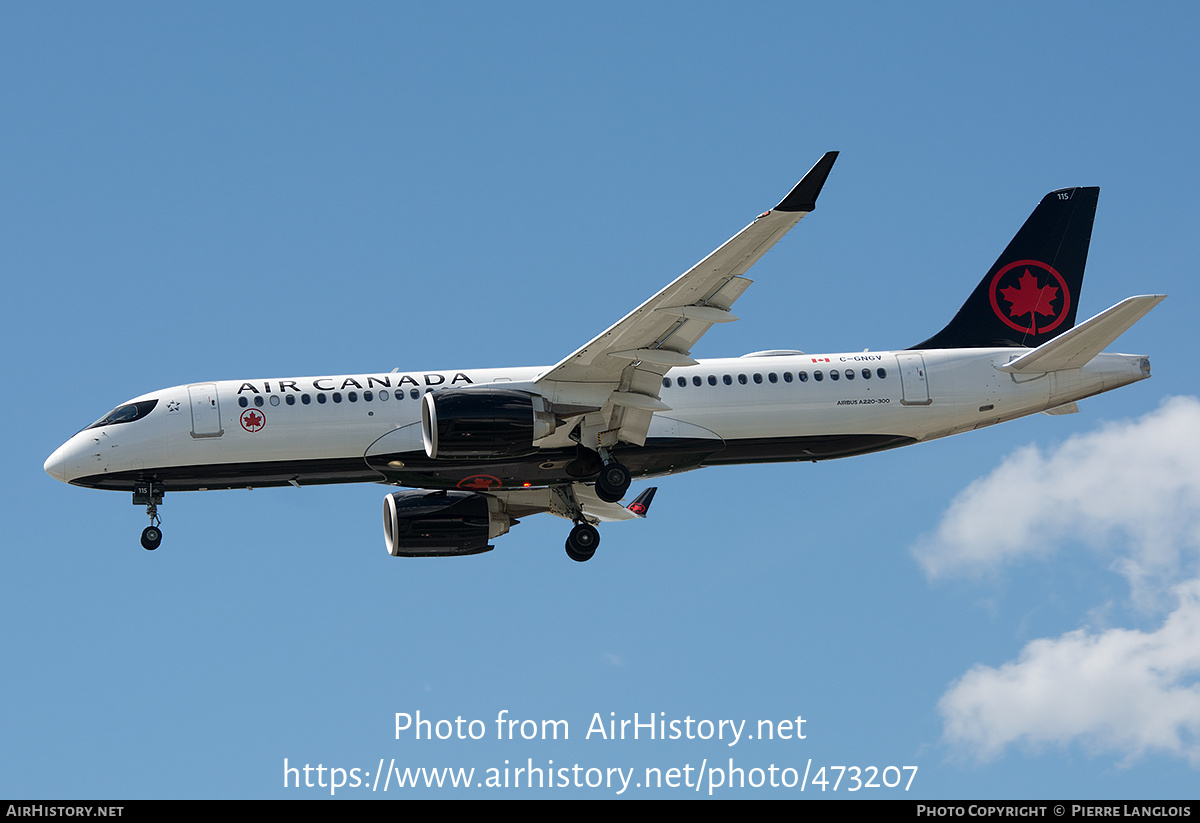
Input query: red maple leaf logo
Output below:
<box><xmin>999</xmin><ymin>269</ymin><xmax>1059</xmax><ymax>335</ymax></box>
<box><xmin>241</xmin><ymin>410</ymin><xmax>264</xmax><ymax>432</ymax></box>
<box><xmin>457</xmin><ymin>475</ymin><xmax>501</xmax><ymax>491</ymax></box>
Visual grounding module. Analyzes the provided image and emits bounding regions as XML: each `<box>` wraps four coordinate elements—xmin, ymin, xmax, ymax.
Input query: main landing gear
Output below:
<box><xmin>565</xmin><ymin>521</ymin><xmax>599</xmax><ymax>562</ymax></box>
<box><xmin>550</xmin><ymin>485</ymin><xmax>604</xmax><ymax>563</ymax></box>
<box><xmin>594</xmin><ymin>457</ymin><xmax>631</xmax><ymax>504</ymax></box>
<box><xmin>133</xmin><ymin>482</ymin><xmax>163</xmax><ymax>551</ymax></box>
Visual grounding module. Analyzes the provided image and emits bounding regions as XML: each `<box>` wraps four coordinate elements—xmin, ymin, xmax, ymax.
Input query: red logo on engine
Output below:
<box><xmin>240</xmin><ymin>409</ymin><xmax>265</xmax><ymax>432</ymax></box>
<box><xmin>457</xmin><ymin>474</ymin><xmax>502</xmax><ymax>491</ymax></box>
<box><xmin>989</xmin><ymin>259</ymin><xmax>1070</xmax><ymax>336</ymax></box>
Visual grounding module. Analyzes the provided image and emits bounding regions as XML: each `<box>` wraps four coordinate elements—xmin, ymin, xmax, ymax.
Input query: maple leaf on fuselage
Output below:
<box><xmin>1000</xmin><ymin>269</ymin><xmax>1059</xmax><ymax>334</ymax></box>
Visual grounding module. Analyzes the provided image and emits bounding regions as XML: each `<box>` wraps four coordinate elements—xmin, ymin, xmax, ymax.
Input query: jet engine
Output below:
<box><xmin>421</xmin><ymin>388</ymin><xmax>556</xmax><ymax>459</ymax></box>
<box><xmin>382</xmin><ymin>489</ymin><xmax>512</xmax><ymax>557</ymax></box>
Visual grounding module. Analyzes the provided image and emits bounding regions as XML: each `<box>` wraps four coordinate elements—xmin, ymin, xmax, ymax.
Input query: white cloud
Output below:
<box><xmin>913</xmin><ymin>396</ymin><xmax>1200</xmax><ymax>599</ymax></box>
<box><xmin>919</xmin><ymin>397</ymin><xmax>1200</xmax><ymax>765</ymax></box>
<box><xmin>939</xmin><ymin>579</ymin><xmax>1200</xmax><ymax>764</ymax></box>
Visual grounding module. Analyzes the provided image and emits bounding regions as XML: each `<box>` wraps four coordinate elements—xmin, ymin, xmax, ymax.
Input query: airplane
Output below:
<box><xmin>44</xmin><ymin>152</ymin><xmax>1165</xmax><ymax>562</ymax></box>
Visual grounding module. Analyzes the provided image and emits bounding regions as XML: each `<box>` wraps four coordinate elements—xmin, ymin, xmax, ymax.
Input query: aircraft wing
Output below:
<box><xmin>535</xmin><ymin>151</ymin><xmax>838</xmax><ymax>445</ymax></box>
<box><xmin>492</xmin><ymin>485</ymin><xmax>658</xmax><ymax>522</ymax></box>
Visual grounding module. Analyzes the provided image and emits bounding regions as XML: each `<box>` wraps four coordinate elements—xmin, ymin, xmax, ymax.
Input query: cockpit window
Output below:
<box><xmin>85</xmin><ymin>399</ymin><xmax>159</xmax><ymax>430</ymax></box>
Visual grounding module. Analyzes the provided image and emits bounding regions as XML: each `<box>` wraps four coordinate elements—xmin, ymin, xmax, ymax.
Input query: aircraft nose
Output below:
<box><xmin>44</xmin><ymin>442</ymin><xmax>69</xmax><ymax>483</ymax></box>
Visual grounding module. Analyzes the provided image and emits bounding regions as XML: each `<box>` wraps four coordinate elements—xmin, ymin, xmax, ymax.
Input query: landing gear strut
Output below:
<box><xmin>133</xmin><ymin>482</ymin><xmax>163</xmax><ymax>551</ymax></box>
<box><xmin>565</xmin><ymin>521</ymin><xmax>599</xmax><ymax>562</ymax></box>
<box><xmin>551</xmin><ymin>484</ymin><xmax>605</xmax><ymax>562</ymax></box>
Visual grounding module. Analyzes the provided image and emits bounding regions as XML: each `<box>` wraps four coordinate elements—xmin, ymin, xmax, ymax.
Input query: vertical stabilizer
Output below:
<box><xmin>913</xmin><ymin>186</ymin><xmax>1099</xmax><ymax>349</ymax></box>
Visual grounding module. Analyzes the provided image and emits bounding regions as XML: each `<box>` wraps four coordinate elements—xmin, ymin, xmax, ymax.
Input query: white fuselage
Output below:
<box><xmin>44</xmin><ymin>347</ymin><xmax>1151</xmax><ymax>493</ymax></box>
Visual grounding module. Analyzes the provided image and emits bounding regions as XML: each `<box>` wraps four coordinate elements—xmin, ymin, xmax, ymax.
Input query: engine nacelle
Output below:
<box><xmin>382</xmin><ymin>489</ymin><xmax>512</xmax><ymax>557</ymax></box>
<box><xmin>421</xmin><ymin>388</ymin><xmax>556</xmax><ymax>459</ymax></box>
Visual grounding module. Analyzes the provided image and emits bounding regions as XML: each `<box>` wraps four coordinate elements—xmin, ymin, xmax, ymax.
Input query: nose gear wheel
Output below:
<box><xmin>141</xmin><ymin>525</ymin><xmax>162</xmax><ymax>551</ymax></box>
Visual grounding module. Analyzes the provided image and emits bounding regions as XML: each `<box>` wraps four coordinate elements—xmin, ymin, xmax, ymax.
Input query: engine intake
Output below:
<box><xmin>421</xmin><ymin>388</ymin><xmax>556</xmax><ymax>459</ymax></box>
<box><xmin>382</xmin><ymin>489</ymin><xmax>511</xmax><ymax>557</ymax></box>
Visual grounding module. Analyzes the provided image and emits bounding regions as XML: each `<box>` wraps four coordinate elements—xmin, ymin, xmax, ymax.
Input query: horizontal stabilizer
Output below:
<box><xmin>997</xmin><ymin>294</ymin><xmax>1165</xmax><ymax>374</ymax></box>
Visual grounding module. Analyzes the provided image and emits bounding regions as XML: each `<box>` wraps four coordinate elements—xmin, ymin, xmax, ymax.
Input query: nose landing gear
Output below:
<box><xmin>133</xmin><ymin>482</ymin><xmax>163</xmax><ymax>551</ymax></box>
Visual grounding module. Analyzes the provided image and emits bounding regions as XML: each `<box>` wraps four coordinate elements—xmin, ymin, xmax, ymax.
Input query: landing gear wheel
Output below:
<box><xmin>595</xmin><ymin>462</ymin><xmax>631</xmax><ymax>503</ymax></box>
<box><xmin>141</xmin><ymin>525</ymin><xmax>162</xmax><ymax>551</ymax></box>
<box><xmin>565</xmin><ymin>522</ymin><xmax>599</xmax><ymax>562</ymax></box>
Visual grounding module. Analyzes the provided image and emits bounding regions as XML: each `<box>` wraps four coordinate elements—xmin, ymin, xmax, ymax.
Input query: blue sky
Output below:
<box><xmin>4</xmin><ymin>2</ymin><xmax>1199</xmax><ymax>798</ymax></box>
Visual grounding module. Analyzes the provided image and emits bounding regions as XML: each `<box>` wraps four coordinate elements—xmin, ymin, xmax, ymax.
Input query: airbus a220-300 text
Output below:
<box><xmin>45</xmin><ymin>153</ymin><xmax>1164</xmax><ymax>561</ymax></box>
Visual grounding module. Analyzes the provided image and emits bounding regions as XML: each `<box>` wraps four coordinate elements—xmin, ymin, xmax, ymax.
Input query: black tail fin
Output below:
<box><xmin>912</xmin><ymin>186</ymin><xmax>1099</xmax><ymax>349</ymax></box>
